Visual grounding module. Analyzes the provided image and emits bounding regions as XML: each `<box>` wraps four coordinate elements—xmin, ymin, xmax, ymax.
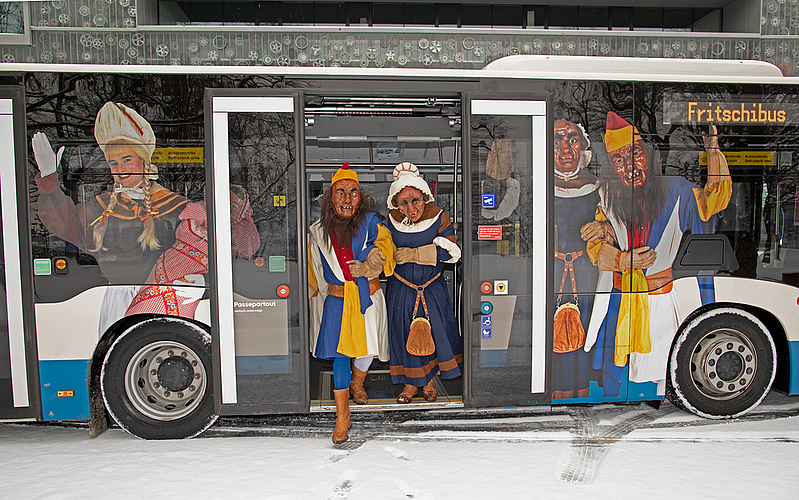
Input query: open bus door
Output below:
<box><xmin>206</xmin><ymin>90</ymin><xmax>309</xmax><ymax>416</ymax></box>
<box><xmin>0</xmin><ymin>86</ymin><xmax>40</xmax><ymax>420</ymax></box>
<box><xmin>464</xmin><ymin>94</ymin><xmax>552</xmax><ymax>407</ymax></box>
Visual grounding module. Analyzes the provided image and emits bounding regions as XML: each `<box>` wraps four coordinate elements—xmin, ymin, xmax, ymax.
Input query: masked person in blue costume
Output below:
<box><xmin>384</xmin><ymin>162</ymin><xmax>463</xmax><ymax>404</ymax></box>
<box><xmin>308</xmin><ymin>163</ymin><xmax>395</xmax><ymax>443</ymax></box>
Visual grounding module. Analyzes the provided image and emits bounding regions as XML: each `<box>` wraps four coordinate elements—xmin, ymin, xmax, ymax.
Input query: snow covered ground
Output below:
<box><xmin>1</xmin><ymin>394</ymin><xmax>798</xmax><ymax>499</ymax></box>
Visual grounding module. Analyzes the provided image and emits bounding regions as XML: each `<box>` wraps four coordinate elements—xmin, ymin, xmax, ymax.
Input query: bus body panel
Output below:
<box><xmin>2</xmin><ymin>61</ymin><xmax>799</xmax><ymax>434</ymax></box>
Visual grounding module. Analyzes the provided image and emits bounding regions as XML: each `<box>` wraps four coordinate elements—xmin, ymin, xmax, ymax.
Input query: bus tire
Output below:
<box><xmin>101</xmin><ymin>317</ymin><xmax>217</xmax><ymax>439</ymax></box>
<box><xmin>666</xmin><ymin>308</ymin><xmax>776</xmax><ymax>419</ymax></box>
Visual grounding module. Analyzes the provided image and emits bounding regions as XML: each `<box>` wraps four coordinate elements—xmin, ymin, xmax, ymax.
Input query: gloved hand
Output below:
<box><xmin>348</xmin><ymin>248</ymin><xmax>385</xmax><ymax>278</ymax></box>
<box><xmin>394</xmin><ymin>244</ymin><xmax>437</xmax><ymax>266</ymax></box>
<box><xmin>580</xmin><ymin>220</ymin><xmax>617</xmax><ymax>245</ymax></box>
<box><xmin>32</xmin><ymin>132</ymin><xmax>64</xmax><ymax>178</ymax></box>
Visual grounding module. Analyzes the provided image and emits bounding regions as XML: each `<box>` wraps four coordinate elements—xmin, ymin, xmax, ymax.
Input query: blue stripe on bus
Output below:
<box><xmin>38</xmin><ymin>359</ymin><xmax>90</xmax><ymax>421</ymax></box>
<box><xmin>790</xmin><ymin>341</ymin><xmax>799</xmax><ymax>395</ymax></box>
<box><xmin>235</xmin><ymin>355</ymin><xmax>290</xmax><ymax>375</ymax></box>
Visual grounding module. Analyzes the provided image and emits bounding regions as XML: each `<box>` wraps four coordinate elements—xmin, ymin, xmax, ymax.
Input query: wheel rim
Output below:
<box><xmin>124</xmin><ymin>340</ymin><xmax>208</xmax><ymax>421</ymax></box>
<box><xmin>689</xmin><ymin>328</ymin><xmax>758</xmax><ymax>400</ymax></box>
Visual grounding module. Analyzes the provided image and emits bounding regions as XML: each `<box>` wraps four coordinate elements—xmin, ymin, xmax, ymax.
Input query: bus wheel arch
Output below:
<box><xmin>666</xmin><ymin>307</ymin><xmax>776</xmax><ymax>419</ymax></box>
<box><xmin>99</xmin><ymin>317</ymin><xmax>217</xmax><ymax>439</ymax></box>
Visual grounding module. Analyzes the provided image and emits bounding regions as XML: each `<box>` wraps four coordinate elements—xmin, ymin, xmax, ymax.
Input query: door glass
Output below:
<box><xmin>469</xmin><ymin>99</ymin><xmax>548</xmax><ymax>405</ymax></box>
<box><xmin>211</xmin><ymin>95</ymin><xmax>303</xmax><ymax>411</ymax></box>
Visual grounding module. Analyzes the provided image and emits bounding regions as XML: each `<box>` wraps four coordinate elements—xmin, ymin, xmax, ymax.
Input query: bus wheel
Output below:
<box><xmin>667</xmin><ymin>308</ymin><xmax>776</xmax><ymax>419</ymax></box>
<box><xmin>101</xmin><ymin>318</ymin><xmax>216</xmax><ymax>439</ymax></box>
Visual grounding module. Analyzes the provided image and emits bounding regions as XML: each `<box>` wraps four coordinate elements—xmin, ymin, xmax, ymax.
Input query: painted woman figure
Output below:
<box><xmin>124</xmin><ymin>185</ymin><xmax>260</xmax><ymax>319</ymax></box>
<box><xmin>385</xmin><ymin>162</ymin><xmax>463</xmax><ymax>403</ymax></box>
<box><xmin>551</xmin><ymin>119</ymin><xmax>600</xmax><ymax>399</ymax></box>
<box><xmin>32</xmin><ymin>101</ymin><xmax>189</xmax><ymax>334</ymax></box>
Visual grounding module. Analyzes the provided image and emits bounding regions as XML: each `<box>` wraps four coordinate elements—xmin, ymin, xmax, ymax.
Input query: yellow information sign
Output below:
<box><xmin>700</xmin><ymin>151</ymin><xmax>774</xmax><ymax>166</ymax></box>
<box><xmin>151</xmin><ymin>148</ymin><xmax>204</xmax><ymax>163</ymax></box>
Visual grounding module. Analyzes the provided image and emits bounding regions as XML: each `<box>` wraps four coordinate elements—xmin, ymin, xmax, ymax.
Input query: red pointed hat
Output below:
<box><xmin>331</xmin><ymin>162</ymin><xmax>358</xmax><ymax>186</ymax></box>
<box><xmin>603</xmin><ymin>111</ymin><xmax>641</xmax><ymax>152</ymax></box>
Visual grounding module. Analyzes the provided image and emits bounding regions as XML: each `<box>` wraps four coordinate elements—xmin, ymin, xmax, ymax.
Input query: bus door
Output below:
<box><xmin>206</xmin><ymin>90</ymin><xmax>308</xmax><ymax>415</ymax></box>
<box><xmin>303</xmin><ymin>92</ymin><xmax>463</xmax><ymax>408</ymax></box>
<box><xmin>0</xmin><ymin>86</ymin><xmax>39</xmax><ymax>420</ymax></box>
<box><xmin>465</xmin><ymin>95</ymin><xmax>551</xmax><ymax>407</ymax></box>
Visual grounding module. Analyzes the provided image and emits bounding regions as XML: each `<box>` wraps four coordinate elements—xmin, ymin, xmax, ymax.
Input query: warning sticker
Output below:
<box><xmin>477</xmin><ymin>226</ymin><xmax>502</xmax><ymax>240</ymax></box>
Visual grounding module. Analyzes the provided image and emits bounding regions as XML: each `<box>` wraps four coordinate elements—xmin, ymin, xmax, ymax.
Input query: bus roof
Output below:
<box><xmin>0</xmin><ymin>55</ymin><xmax>789</xmax><ymax>85</ymax></box>
<box><xmin>483</xmin><ymin>55</ymin><xmax>785</xmax><ymax>80</ymax></box>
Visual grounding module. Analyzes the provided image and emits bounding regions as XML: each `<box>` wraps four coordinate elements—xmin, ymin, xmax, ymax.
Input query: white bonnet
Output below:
<box><xmin>94</xmin><ymin>102</ymin><xmax>156</xmax><ymax>161</ymax></box>
<box><xmin>386</xmin><ymin>162</ymin><xmax>435</xmax><ymax>209</ymax></box>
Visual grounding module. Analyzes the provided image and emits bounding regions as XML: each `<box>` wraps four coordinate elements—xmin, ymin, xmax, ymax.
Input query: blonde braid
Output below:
<box><xmin>136</xmin><ymin>176</ymin><xmax>161</xmax><ymax>252</ymax></box>
<box><xmin>89</xmin><ymin>187</ymin><xmax>118</xmax><ymax>253</ymax></box>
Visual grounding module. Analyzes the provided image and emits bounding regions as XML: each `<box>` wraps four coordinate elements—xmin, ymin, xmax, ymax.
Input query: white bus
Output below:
<box><xmin>0</xmin><ymin>56</ymin><xmax>797</xmax><ymax>439</ymax></box>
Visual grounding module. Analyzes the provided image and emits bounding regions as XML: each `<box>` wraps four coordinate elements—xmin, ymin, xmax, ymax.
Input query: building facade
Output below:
<box><xmin>0</xmin><ymin>1</ymin><xmax>797</xmax><ymax>74</ymax></box>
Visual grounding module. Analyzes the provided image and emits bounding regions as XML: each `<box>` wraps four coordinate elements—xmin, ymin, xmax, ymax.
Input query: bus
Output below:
<box><xmin>1</xmin><ymin>55</ymin><xmax>798</xmax><ymax>439</ymax></box>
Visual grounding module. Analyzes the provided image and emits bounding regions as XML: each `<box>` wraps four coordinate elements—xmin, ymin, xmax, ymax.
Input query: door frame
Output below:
<box><xmin>205</xmin><ymin>88</ymin><xmax>309</xmax><ymax>415</ymax></box>
<box><xmin>0</xmin><ymin>85</ymin><xmax>40</xmax><ymax>420</ymax></box>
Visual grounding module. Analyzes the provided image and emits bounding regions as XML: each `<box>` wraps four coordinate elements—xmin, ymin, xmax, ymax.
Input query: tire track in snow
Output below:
<box><xmin>557</xmin><ymin>404</ymin><xmax>678</xmax><ymax>483</ymax></box>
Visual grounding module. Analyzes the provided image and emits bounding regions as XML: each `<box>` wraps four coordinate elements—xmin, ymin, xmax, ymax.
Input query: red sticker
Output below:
<box><xmin>276</xmin><ymin>285</ymin><xmax>290</xmax><ymax>298</ymax></box>
<box><xmin>477</xmin><ymin>225</ymin><xmax>502</xmax><ymax>240</ymax></box>
<box><xmin>481</xmin><ymin>282</ymin><xmax>493</xmax><ymax>294</ymax></box>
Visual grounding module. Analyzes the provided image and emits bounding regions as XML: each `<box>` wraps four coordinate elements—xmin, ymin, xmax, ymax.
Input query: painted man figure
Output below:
<box><xmin>308</xmin><ymin>163</ymin><xmax>395</xmax><ymax>443</ymax></box>
<box><xmin>581</xmin><ymin>112</ymin><xmax>732</xmax><ymax>398</ymax></box>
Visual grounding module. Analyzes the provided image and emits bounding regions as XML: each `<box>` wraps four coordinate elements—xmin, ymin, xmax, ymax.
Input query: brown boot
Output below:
<box><xmin>349</xmin><ymin>367</ymin><xmax>369</xmax><ymax>404</ymax></box>
<box><xmin>397</xmin><ymin>384</ymin><xmax>418</xmax><ymax>403</ymax></box>
<box><xmin>332</xmin><ymin>388</ymin><xmax>351</xmax><ymax>444</ymax></box>
<box><xmin>422</xmin><ymin>378</ymin><xmax>437</xmax><ymax>402</ymax></box>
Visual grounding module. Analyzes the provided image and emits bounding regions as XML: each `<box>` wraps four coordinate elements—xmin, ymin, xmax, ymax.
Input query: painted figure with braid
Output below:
<box><xmin>32</xmin><ymin>102</ymin><xmax>189</xmax><ymax>335</ymax></box>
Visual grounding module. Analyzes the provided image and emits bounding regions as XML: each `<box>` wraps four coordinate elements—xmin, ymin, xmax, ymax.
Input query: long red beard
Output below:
<box><xmin>319</xmin><ymin>187</ymin><xmax>371</xmax><ymax>249</ymax></box>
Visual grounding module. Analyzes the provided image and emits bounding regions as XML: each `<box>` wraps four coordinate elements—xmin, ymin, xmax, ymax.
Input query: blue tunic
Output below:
<box><xmin>312</xmin><ymin>212</ymin><xmax>382</xmax><ymax>360</ymax></box>
<box><xmin>552</xmin><ymin>186</ymin><xmax>600</xmax><ymax>399</ymax></box>
<box><xmin>386</xmin><ymin>207</ymin><xmax>463</xmax><ymax>385</ymax></box>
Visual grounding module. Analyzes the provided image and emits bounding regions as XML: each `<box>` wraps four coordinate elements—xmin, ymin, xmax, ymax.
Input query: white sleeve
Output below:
<box><xmin>495</xmin><ymin>178</ymin><xmax>520</xmax><ymax>220</ymax></box>
<box><xmin>433</xmin><ymin>236</ymin><xmax>461</xmax><ymax>264</ymax></box>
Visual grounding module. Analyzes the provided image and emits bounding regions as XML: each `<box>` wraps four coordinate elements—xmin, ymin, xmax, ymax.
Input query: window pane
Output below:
<box><xmin>403</xmin><ymin>4</ymin><xmax>434</xmax><ymax>26</ymax></box>
<box><xmin>283</xmin><ymin>3</ymin><xmax>314</xmax><ymax>25</ymax></box>
<box><xmin>257</xmin><ymin>2</ymin><xmax>281</xmax><ymax>25</ymax></box>
<box><xmin>525</xmin><ymin>7</ymin><xmax>545</xmax><ymax>28</ymax></box>
<box><xmin>633</xmin><ymin>8</ymin><xmax>663</xmax><ymax>31</ymax></box>
<box><xmin>0</xmin><ymin>1</ymin><xmax>23</xmax><ymax>33</ymax></box>
<box><xmin>693</xmin><ymin>8</ymin><xmax>721</xmax><ymax>32</ymax></box>
<box><xmin>178</xmin><ymin>1</ymin><xmax>223</xmax><ymax>24</ymax></box>
<box><xmin>663</xmin><ymin>8</ymin><xmax>692</xmax><ymax>31</ymax></box>
<box><xmin>462</xmin><ymin>5</ymin><xmax>491</xmax><ymax>27</ymax></box>
<box><xmin>610</xmin><ymin>7</ymin><xmax>630</xmax><ymax>30</ymax></box>
<box><xmin>436</xmin><ymin>4</ymin><xmax>459</xmax><ymax>27</ymax></box>
<box><xmin>314</xmin><ymin>3</ymin><xmax>345</xmax><ymax>25</ymax></box>
<box><xmin>580</xmin><ymin>7</ymin><xmax>608</xmax><ymax>30</ymax></box>
<box><xmin>225</xmin><ymin>2</ymin><xmax>255</xmax><ymax>25</ymax></box>
<box><xmin>549</xmin><ymin>7</ymin><xmax>579</xmax><ymax>29</ymax></box>
<box><xmin>373</xmin><ymin>3</ymin><xmax>403</xmax><ymax>25</ymax></box>
<box><xmin>348</xmin><ymin>3</ymin><xmax>372</xmax><ymax>25</ymax></box>
<box><xmin>493</xmin><ymin>6</ymin><xmax>522</xmax><ymax>28</ymax></box>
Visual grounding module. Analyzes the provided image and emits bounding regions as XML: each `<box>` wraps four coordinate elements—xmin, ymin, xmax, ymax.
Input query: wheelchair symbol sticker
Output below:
<box><xmin>481</xmin><ymin>315</ymin><xmax>492</xmax><ymax>327</ymax></box>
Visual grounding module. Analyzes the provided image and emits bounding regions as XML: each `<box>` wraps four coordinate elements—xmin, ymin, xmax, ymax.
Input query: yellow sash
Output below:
<box><xmin>615</xmin><ymin>269</ymin><xmax>651</xmax><ymax>366</ymax></box>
